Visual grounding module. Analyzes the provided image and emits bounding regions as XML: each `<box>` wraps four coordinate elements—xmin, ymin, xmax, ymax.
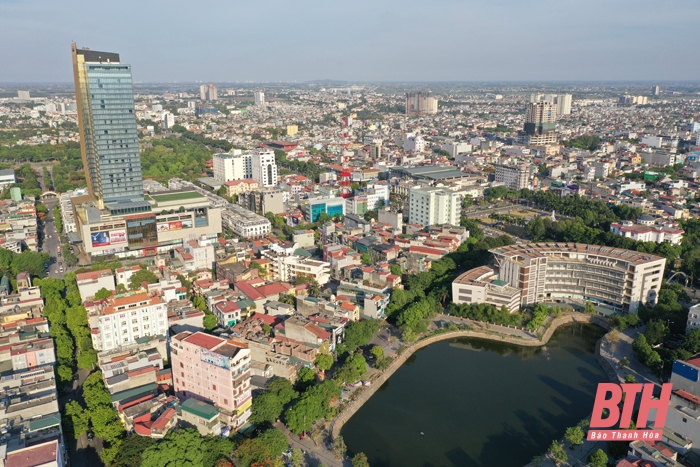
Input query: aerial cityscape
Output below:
<box><xmin>3</xmin><ymin>1</ymin><xmax>700</xmax><ymax>467</ymax></box>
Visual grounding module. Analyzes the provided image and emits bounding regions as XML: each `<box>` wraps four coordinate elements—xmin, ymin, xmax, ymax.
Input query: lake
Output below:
<box><xmin>341</xmin><ymin>324</ymin><xmax>607</xmax><ymax>467</ymax></box>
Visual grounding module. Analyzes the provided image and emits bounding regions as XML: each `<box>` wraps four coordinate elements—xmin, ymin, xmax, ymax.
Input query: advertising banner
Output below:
<box><xmin>157</xmin><ymin>223</ymin><xmax>170</xmax><ymax>232</ymax></box>
<box><xmin>91</xmin><ymin>232</ymin><xmax>110</xmax><ymax>247</ymax></box>
<box><xmin>182</xmin><ymin>219</ymin><xmax>193</xmax><ymax>229</ymax></box>
<box><xmin>109</xmin><ymin>229</ymin><xmax>127</xmax><ymax>244</ymax></box>
<box><xmin>169</xmin><ymin>221</ymin><xmax>183</xmax><ymax>230</ymax></box>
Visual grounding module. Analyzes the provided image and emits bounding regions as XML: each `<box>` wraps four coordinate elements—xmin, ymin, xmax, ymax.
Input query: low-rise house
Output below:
<box><xmin>180</xmin><ymin>398</ymin><xmax>221</xmax><ymax>436</ymax></box>
<box><xmin>77</xmin><ymin>269</ymin><xmax>116</xmax><ymax>300</ymax></box>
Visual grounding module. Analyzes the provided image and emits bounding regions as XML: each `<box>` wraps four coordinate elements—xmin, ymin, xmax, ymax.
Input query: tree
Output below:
<box><xmin>309</xmin><ymin>280</ymin><xmax>321</xmax><ymax>297</ymax></box>
<box><xmin>268</xmin><ymin>378</ymin><xmax>298</xmax><ymax>405</ymax></box>
<box><xmin>588</xmin><ymin>449</ymin><xmax>608</xmax><ymax>467</ymax></box>
<box><xmin>389</xmin><ymin>264</ymin><xmax>402</xmax><ymax>276</ymax></box>
<box><xmin>564</xmin><ymin>426</ymin><xmax>584</xmax><ymax>446</ymax></box>
<box><xmin>203</xmin><ymin>313</ymin><xmax>218</xmax><ymax>331</ymax></box>
<box><xmin>360</xmin><ymin>254</ymin><xmax>372</xmax><ymax>265</ymax></box>
<box><xmin>290</xmin><ymin>449</ymin><xmax>304</xmax><ymax>467</ymax></box>
<box><xmin>332</xmin><ymin>436</ymin><xmax>347</xmax><ymax>459</ymax></box>
<box><xmin>619</xmin><ymin>357</ymin><xmax>630</xmax><ymax>367</ymax></box>
<box><xmin>111</xmin><ymin>435</ymin><xmax>157</xmax><ymax>467</ymax></box>
<box><xmin>315</xmin><ymin>353</ymin><xmax>334</xmax><ymax>372</ymax></box>
<box><xmin>251</xmin><ymin>392</ymin><xmax>283</xmax><ymax>425</ymax></box>
<box><xmin>584</xmin><ymin>301</ymin><xmax>596</xmax><ymax>314</ymax></box>
<box><xmin>65</xmin><ymin>401</ymin><xmax>89</xmax><ymax>439</ymax></box>
<box><xmin>682</xmin><ymin>328</ymin><xmax>700</xmax><ymax>354</ymax></box>
<box><xmin>141</xmin><ymin>428</ymin><xmax>235</xmax><ymax>467</ymax></box>
<box><xmin>116</xmin><ymin>283</ymin><xmax>127</xmax><ymax>294</ymax></box>
<box><xmin>296</xmin><ymin>367</ymin><xmax>316</xmax><ymax>392</ymax></box>
<box><xmin>128</xmin><ymin>269</ymin><xmax>158</xmax><ymax>290</ymax></box>
<box><xmin>317</xmin><ymin>212</ymin><xmax>331</xmax><ymax>224</ymax></box>
<box><xmin>11</xmin><ymin>250</ymin><xmax>50</xmax><ymax>278</ymax></box>
<box><xmin>352</xmin><ymin>453</ymin><xmax>370</xmax><ymax>467</ymax></box>
<box><xmin>624</xmin><ymin>374</ymin><xmax>637</xmax><ymax>383</ymax></box>
<box><xmin>94</xmin><ymin>287</ymin><xmax>112</xmax><ymax>300</ymax></box>
<box><xmin>235</xmin><ymin>429</ymin><xmax>288</xmax><ymax>467</ymax></box>
<box><xmin>192</xmin><ymin>296</ymin><xmax>208</xmax><ymax>311</ymax></box>
<box><xmin>370</xmin><ymin>345</ymin><xmax>384</xmax><ymax>361</ymax></box>
<box><xmin>645</xmin><ymin>320</ymin><xmax>670</xmax><ymax>346</ymax></box>
<box><xmin>548</xmin><ymin>440</ymin><xmax>567</xmax><ymax>465</ymax></box>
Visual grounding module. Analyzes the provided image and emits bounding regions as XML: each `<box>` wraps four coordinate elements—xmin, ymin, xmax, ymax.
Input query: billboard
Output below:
<box><xmin>110</xmin><ymin>230</ymin><xmax>127</xmax><ymax>245</ymax></box>
<box><xmin>169</xmin><ymin>221</ymin><xmax>183</xmax><ymax>230</ymax></box>
<box><xmin>182</xmin><ymin>219</ymin><xmax>193</xmax><ymax>229</ymax></box>
<box><xmin>200</xmin><ymin>348</ymin><xmax>230</xmax><ymax>370</ymax></box>
<box><xmin>91</xmin><ymin>232</ymin><xmax>110</xmax><ymax>247</ymax></box>
<box><xmin>157</xmin><ymin>223</ymin><xmax>170</xmax><ymax>232</ymax></box>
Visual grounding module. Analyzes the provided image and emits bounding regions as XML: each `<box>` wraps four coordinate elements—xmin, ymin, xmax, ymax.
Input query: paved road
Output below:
<box><xmin>60</xmin><ymin>368</ymin><xmax>104</xmax><ymax>467</ymax></box>
<box><xmin>274</xmin><ymin>421</ymin><xmax>351</xmax><ymax>467</ymax></box>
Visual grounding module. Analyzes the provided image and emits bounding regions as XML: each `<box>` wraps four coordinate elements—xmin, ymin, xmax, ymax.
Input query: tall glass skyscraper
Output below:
<box><xmin>71</xmin><ymin>43</ymin><xmax>150</xmax><ymax>214</ymax></box>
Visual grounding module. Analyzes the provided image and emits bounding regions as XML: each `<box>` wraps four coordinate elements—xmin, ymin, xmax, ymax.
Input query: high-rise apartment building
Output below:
<box><xmin>405</xmin><ymin>92</ymin><xmax>438</xmax><ymax>116</ymax></box>
<box><xmin>556</xmin><ymin>94</ymin><xmax>572</xmax><ymax>115</ymax></box>
<box><xmin>72</xmin><ymin>44</ymin><xmax>148</xmax><ymax>213</ymax></box>
<box><xmin>529</xmin><ymin>93</ymin><xmax>572</xmax><ymax>116</ymax></box>
<box><xmin>171</xmin><ymin>331</ymin><xmax>252</xmax><ymax>429</ymax></box>
<box><xmin>522</xmin><ymin>101</ymin><xmax>557</xmax><ymax>144</ymax></box>
<box><xmin>213</xmin><ymin>152</ymin><xmax>252</xmax><ymax>183</ymax></box>
<box><xmin>495</xmin><ymin>164</ymin><xmax>530</xmax><ymax>191</ymax></box>
<box><xmin>408</xmin><ymin>186</ymin><xmax>460</xmax><ymax>227</ymax></box>
<box><xmin>652</xmin><ymin>85</ymin><xmax>660</xmax><ymax>96</ymax></box>
<box><xmin>16</xmin><ymin>90</ymin><xmax>30</xmax><ymax>100</ymax></box>
<box><xmin>251</xmin><ymin>150</ymin><xmax>278</xmax><ymax>187</ymax></box>
<box><xmin>200</xmin><ymin>84</ymin><xmax>218</xmax><ymax>101</ymax></box>
<box><xmin>254</xmin><ymin>91</ymin><xmax>265</xmax><ymax>107</ymax></box>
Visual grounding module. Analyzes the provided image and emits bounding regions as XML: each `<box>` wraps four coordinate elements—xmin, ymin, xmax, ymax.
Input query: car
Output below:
<box><xmin>86</xmin><ymin>431</ymin><xmax>94</xmax><ymax>440</ymax></box>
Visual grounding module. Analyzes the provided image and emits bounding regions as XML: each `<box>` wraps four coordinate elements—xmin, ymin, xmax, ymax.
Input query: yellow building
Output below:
<box><xmin>286</xmin><ymin>125</ymin><xmax>298</xmax><ymax>136</ymax></box>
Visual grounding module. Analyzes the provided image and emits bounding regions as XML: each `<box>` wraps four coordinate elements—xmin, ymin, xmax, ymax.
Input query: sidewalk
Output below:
<box><xmin>274</xmin><ymin>421</ymin><xmax>351</xmax><ymax>467</ymax></box>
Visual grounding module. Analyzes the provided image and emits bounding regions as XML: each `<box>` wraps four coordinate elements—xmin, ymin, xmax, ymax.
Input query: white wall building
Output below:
<box><xmin>408</xmin><ymin>186</ymin><xmax>460</xmax><ymax>227</ymax></box>
<box><xmin>254</xmin><ymin>91</ymin><xmax>265</xmax><ymax>107</ymax></box>
<box><xmin>88</xmin><ymin>294</ymin><xmax>168</xmax><ymax>351</ymax></box>
<box><xmin>251</xmin><ymin>150</ymin><xmax>278</xmax><ymax>188</ymax></box>
<box><xmin>403</xmin><ymin>133</ymin><xmax>426</xmax><ymax>153</ymax></box>
<box><xmin>213</xmin><ymin>151</ymin><xmax>251</xmax><ymax>183</ymax></box>
<box><xmin>495</xmin><ymin>164</ymin><xmax>529</xmax><ymax>191</ymax></box>
<box><xmin>76</xmin><ymin>269</ymin><xmax>116</xmax><ymax>301</ymax></box>
<box><xmin>184</xmin><ymin>237</ymin><xmax>216</xmax><ymax>271</ymax></box>
<box><xmin>610</xmin><ymin>220</ymin><xmax>684</xmax><ymax>245</ymax></box>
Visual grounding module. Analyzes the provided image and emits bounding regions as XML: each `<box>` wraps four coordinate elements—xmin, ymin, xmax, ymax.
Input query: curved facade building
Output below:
<box><xmin>453</xmin><ymin>243</ymin><xmax>666</xmax><ymax>313</ymax></box>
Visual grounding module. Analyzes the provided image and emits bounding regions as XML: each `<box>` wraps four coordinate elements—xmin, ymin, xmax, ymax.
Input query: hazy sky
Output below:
<box><xmin>2</xmin><ymin>0</ymin><xmax>700</xmax><ymax>83</ymax></box>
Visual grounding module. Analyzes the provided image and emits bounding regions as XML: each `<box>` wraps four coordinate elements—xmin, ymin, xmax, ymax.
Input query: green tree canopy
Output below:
<box><xmin>140</xmin><ymin>428</ymin><xmax>235</xmax><ymax>467</ymax></box>
<box><xmin>94</xmin><ymin>287</ymin><xmax>112</xmax><ymax>300</ymax></box>
<box><xmin>128</xmin><ymin>269</ymin><xmax>158</xmax><ymax>290</ymax></box>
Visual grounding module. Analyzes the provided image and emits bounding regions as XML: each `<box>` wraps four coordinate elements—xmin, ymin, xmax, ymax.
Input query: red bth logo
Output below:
<box><xmin>587</xmin><ymin>383</ymin><xmax>672</xmax><ymax>441</ymax></box>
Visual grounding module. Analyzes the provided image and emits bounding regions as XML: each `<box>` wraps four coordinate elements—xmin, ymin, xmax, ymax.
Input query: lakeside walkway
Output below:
<box><xmin>278</xmin><ymin>311</ymin><xmax>623</xmax><ymax>467</ymax></box>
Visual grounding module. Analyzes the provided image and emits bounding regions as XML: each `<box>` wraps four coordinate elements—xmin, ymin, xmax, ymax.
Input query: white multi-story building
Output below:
<box><xmin>403</xmin><ymin>133</ymin><xmax>426</xmax><ymax>153</ymax></box>
<box><xmin>485</xmin><ymin>243</ymin><xmax>666</xmax><ymax>313</ymax></box>
<box><xmin>610</xmin><ymin>220</ymin><xmax>684</xmax><ymax>245</ymax></box>
<box><xmin>556</xmin><ymin>94</ymin><xmax>572</xmax><ymax>115</ymax></box>
<box><xmin>184</xmin><ymin>237</ymin><xmax>216</xmax><ymax>270</ymax></box>
<box><xmin>213</xmin><ymin>152</ymin><xmax>252</xmax><ymax>183</ymax></box>
<box><xmin>261</xmin><ymin>245</ymin><xmax>331</xmax><ymax>285</ymax></box>
<box><xmin>251</xmin><ymin>150</ymin><xmax>278</xmax><ymax>188</ymax></box>
<box><xmin>593</xmin><ymin>161</ymin><xmax>610</xmax><ymax>180</ymax></box>
<box><xmin>408</xmin><ymin>186</ymin><xmax>460</xmax><ymax>227</ymax></box>
<box><xmin>222</xmin><ymin>204</ymin><xmax>271</xmax><ymax>238</ymax></box>
<box><xmin>494</xmin><ymin>164</ymin><xmax>529</xmax><ymax>191</ymax></box>
<box><xmin>161</xmin><ymin>112</ymin><xmax>175</xmax><ymax>129</ymax></box>
<box><xmin>254</xmin><ymin>91</ymin><xmax>265</xmax><ymax>107</ymax></box>
<box><xmin>88</xmin><ymin>293</ymin><xmax>168</xmax><ymax>351</ymax></box>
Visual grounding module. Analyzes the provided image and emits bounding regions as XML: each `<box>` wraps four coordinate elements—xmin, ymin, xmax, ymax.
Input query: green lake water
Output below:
<box><xmin>341</xmin><ymin>324</ymin><xmax>607</xmax><ymax>467</ymax></box>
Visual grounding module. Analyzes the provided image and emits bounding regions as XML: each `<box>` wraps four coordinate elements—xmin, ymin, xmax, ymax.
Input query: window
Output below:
<box><xmin>213</xmin><ymin>384</ymin><xmax>217</xmax><ymax>391</ymax></box>
<box><xmin>683</xmin><ymin>418</ymin><xmax>688</xmax><ymax>423</ymax></box>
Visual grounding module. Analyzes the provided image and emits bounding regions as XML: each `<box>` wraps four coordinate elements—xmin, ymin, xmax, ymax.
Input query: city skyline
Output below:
<box><xmin>1</xmin><ymin>0</ymin><xmax>700</xmax><ymax>83</ymax></box>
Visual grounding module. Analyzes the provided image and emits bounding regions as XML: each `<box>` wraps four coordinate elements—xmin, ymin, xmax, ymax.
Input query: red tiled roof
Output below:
<box><xmin>76</xmin><ymin>269</ymin><xmax>113</xmax><ymax>282</ymax></box>
<box><xmin>5</xmin><ymin>440</ymin><xmax>59</xmax><ymax>467</ymax></box>
<box><xmin>184</xmin><ymin>331</ymin><xmax>224</xmax><ymax>350</ymax></box>
<box><xmin>151</xmin><ymin>407</ymin><xmax>177</xmax><ymax>430</ymax></box>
